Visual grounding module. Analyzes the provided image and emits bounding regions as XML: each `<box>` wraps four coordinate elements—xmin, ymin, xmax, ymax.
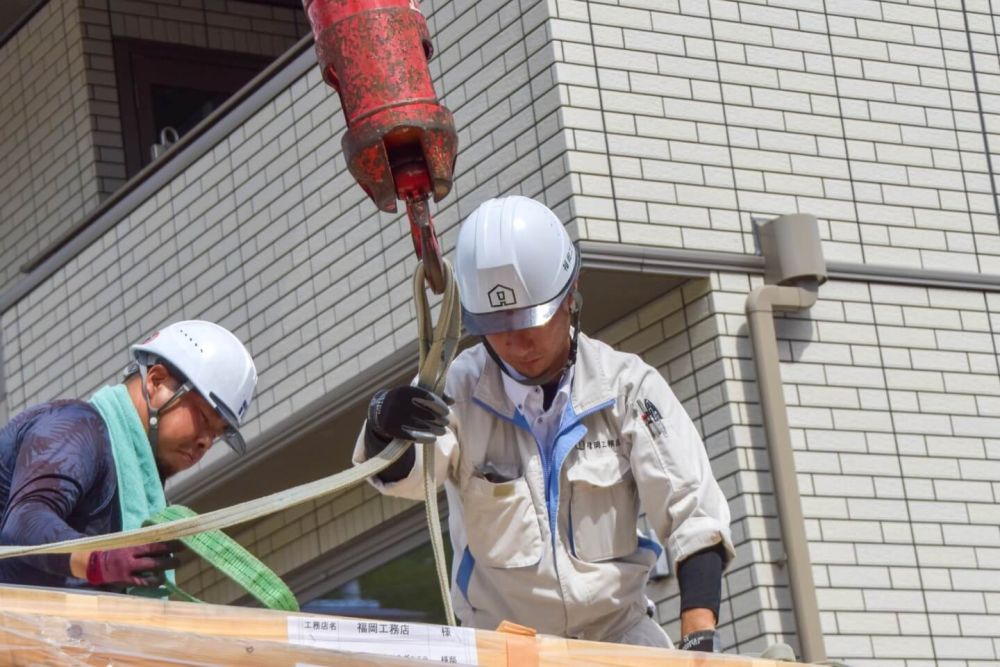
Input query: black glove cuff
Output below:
<box><xmin>679</xmin><ymin>629</ymin><xmax>719</xmax><ymax>652</ymax></box>
<box><xmin>367</xmin><ymin>389</ymin><xmax>391</xmax><ymax>440</ymax></box>
<box><xmin>364</xmin><ymin>420</ymin><xmax>392</xmax><ymax>458</ymax></box>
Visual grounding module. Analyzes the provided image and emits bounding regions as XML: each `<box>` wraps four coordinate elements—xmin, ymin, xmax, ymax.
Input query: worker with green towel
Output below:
<box><xmin>0</xmin><ymin>320</ymin><xmax>257</xmax><ymax>592</ymax></box>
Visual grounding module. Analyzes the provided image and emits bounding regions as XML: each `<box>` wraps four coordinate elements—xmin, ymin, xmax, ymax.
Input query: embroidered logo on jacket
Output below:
<box><xmin>636</xmin><ymin>399</ymin><xmax>666</xmax><ymax>438</ymax></box>
<box><xmin>576</xmin><ymin>438</ymin><xmax>621</xmax><ymax>451</ymax></box>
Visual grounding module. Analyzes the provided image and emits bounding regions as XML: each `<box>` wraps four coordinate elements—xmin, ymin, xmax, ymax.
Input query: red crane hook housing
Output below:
<box><xmin>302</xmin><ymin>0</ymin><xmax>458</xmax><ymax>292</ymax></box>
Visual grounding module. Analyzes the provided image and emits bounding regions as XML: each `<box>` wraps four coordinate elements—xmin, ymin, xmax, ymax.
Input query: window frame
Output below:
<box><xmin>113</xmin><ymin>38</ymin><xmax>274</xmax><ymax>178</ymax></box>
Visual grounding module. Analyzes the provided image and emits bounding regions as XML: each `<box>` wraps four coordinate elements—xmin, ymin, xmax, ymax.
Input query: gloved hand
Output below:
<box><xmin>679</xmin><ymin>629</ymin><xmax>719</xmax><ymax>652</ymax></box>
<box><xmin>85</xmin><ymin>542</ymin><xmax>182</xmax><ymax>588</ymax></box>
<box><xmin>367</xmin><ymin>385</ymin><xmax>451</xmax><ymax>445</ymax></box>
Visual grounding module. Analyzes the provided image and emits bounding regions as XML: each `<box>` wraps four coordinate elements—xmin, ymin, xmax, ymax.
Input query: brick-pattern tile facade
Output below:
<box><xmin>708</xmin><ymin>274</ymin><xmax>1000</xmax><ymax>662</ymax></box>
<box><xmin>80</xmin><ymin>0</ymin><xmax>309</xmax><ymax>198</ymax></box>
<box><xmin>1</xmin><ymin>0</ymin><xmax>997</xmax><ymax>664</ymax></box>
<box><xmin>0</xmin><ymin>2</ymin><xmax>99</xmax><ymax>296</ymax></box>
<box><xmin>590</xmin><ymin>273</ymin><xmax>999</xmax><ymax>660</ymax></box>
<box><xmin>0</xmin><ymin>0</ymin><xmax>307</xmax><ymax>296</ymax></box>
<box><xmin>550</xmin><ymin>0</ymin><xmax>1000</xmax><ymax>272</ymax></box>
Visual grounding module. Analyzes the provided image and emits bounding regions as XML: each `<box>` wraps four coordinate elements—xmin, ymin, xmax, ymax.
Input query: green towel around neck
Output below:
<box><xmin>89</xmin><ymin>384</ymin><xmax>166</xmax><ymax>532</ymax></box>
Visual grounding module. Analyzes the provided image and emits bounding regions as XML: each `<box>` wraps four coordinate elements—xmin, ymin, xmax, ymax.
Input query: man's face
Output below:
<box><xmin>484</xmin><ymin>296</ymin><xmax>573</xmax><ymax>380</ymax></box>
<box><xmin>145</xmin><ymin>367</ymin><xmax>228</xmax><ymax>479</ymax></box>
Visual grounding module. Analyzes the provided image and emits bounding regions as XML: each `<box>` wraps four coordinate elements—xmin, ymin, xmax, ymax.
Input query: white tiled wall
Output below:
<box><xmin>595</xmin><ymin>272</ymin><xmax>999</xmax><ymax>661</ymax></box>
<box><xmin>80</xmin><ymin>0</ymin><xmax>309</xmax><ymax>197</ymax></box>
<box><xmin>0</xmin><ymin>1</ymin><xmax>98</xmax><ymax>295</ymax></box>
<box><xmin>2</xmin><ymin>0</ymin><xmax>998</xmax><ymax>663</ymax></box>
<box><xmin>711</xmin><ymin>274</ymin><xmax>998</xmax><ymax>662</ymax></box>
<box><xmin>549</xmin><ymin>0</ymin><xmax>999</xmax><ymax>274</ymax></box>
<box><xmin>0</xmin><ymin>0</ymin><xmax>307</xmax><ymax>296</ymax></box>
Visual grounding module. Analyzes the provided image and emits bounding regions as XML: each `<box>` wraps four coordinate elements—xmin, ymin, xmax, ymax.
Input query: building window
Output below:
<box><xmin>302</xmin><ymin>539</ymin><xmax>454</xmax><ymax>625</ymax></box>
<box><xmin>113</xmin><ymin>38</ymin><xmax>273</xmax><ymax>177</ymax></box>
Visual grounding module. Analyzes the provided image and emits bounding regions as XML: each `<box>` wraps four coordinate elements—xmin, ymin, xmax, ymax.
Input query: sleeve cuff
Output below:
<box><xmin>677</xmin><ymin>543</ymin><xmax>726</xmax><ymax>619</ymax></box>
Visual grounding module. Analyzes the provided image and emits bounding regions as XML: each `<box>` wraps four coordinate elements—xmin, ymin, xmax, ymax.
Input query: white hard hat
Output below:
<box><xmin>455</xmin><ymin>196</ymin><xmax>579</xmax><ymax>335</ymax></box>
<box><xmin>131</xmin><ymin>320</ymin><xmax>257</xmax><ymax>455</ymax></box>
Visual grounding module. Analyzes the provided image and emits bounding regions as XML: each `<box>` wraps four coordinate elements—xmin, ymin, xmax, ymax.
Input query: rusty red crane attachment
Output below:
<box><xmin>302</xmin><ymin>0</ymin><xmax>458</xmax><ymax>293</ymax></box>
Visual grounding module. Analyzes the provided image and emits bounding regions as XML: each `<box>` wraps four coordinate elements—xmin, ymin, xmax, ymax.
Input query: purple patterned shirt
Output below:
<box><xmin>0</xmin><ymin>400</ymin><xmax>121</xmax><ymax>588</ymax></box>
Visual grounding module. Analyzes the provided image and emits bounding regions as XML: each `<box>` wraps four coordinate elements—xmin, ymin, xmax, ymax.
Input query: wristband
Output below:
<box><xmin>679</xmin><ymin>629</ymin><xmax>720</xmax><ymax>652</ymax></box>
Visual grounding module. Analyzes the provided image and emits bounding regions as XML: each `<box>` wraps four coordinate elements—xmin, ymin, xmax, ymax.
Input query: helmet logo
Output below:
<box><xmin>488</xmin><ymin>285</ymin><xmax>517</xmax><ymax>308</ymax></box>
<box><xmin>563</xmin><ymin>249</ymin><xmax>572</xmax><ymax>271</ymax></box>
<box><xmin>239</xmin><ymin>400</ymin><xmax>248</xmax><ymax>419</ymax></box>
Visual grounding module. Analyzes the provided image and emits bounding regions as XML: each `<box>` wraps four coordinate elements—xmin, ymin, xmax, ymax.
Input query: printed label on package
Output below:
<box><xmin>288</xmin><ymin>617</ymin><xmax>479</xmax><ymax>665</ymax></box>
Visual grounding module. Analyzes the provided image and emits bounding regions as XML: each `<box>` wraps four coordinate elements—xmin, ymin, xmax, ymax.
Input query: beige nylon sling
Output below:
<box><xmin>0</xmin><ymin>259</ymin><xmax>462</xmax><ymax>625</ymax></box>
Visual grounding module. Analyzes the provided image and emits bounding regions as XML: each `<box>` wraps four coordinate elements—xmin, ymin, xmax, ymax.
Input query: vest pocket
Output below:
<box><xmin>462</xmin><ymin>474</ymin><xmax>544</xmax><ymax>568</ymax></box>
<box><xmin>567</xmin><ymin>457</ymin><xmax>638</xmax><ymax>562</ymax></box>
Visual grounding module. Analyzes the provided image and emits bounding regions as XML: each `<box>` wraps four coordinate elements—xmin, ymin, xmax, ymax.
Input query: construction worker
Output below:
<box><xmin>0</xmin><ymin>321</ymin><xmax>257</xmax><ymax>592</ymax></box>
<box><xmin>354</xmin><ymin>196</ymin><xmax>735</xmax><ymax>651</ymax></box>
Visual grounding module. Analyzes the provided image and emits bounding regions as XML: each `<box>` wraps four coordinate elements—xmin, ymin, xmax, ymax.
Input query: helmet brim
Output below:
<box><xmin>463</xmin><ymin>271</ymin><xmax>575</xmax><ymax>336</ymax></box>
<box><xmin>221</xmin><ymin>430</ymin><xmax>247</xmax><ymax>456</ymax></box>
<box><xmin>210</xmin><ymin>391</ymin><xmax>247</xmax><ymax>455</ymax></box>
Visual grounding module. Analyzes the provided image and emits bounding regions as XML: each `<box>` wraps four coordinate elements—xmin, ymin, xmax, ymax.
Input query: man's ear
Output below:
<box><xmin>145</xmin><ymin>363</ymin><xmax>172</xmax><ymax>393</ymax></box>
<box><xmin>566</xmin><ymin>282</ymin><xmax>580</xmax><ymax>313</ymax></box>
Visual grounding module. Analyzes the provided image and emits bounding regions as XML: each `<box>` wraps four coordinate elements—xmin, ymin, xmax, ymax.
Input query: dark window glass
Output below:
<box><xmin>150</xmin><ymin>85</ymin><xmax>233</xmax><ymax>141</ymax></box>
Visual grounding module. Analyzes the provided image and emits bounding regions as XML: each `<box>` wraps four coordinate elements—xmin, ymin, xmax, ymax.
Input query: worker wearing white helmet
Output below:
<box><xmin>129</xmin><ymin>320</ymin><xmax>257</xmax><ymax>460</ymax></box>
<box><xmin>354</xmin><ymin>196</ymin><xmax>735</xmax><ymax>651</ymax></box>
<box><xmin>0</xmin><ymin>321</ymin><xmax>257</xmax><ymax>593</ymax></box>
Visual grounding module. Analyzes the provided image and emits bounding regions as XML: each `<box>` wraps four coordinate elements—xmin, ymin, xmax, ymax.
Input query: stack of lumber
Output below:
<box><xmin>0</xmin><ymin>584</ymin><xmax>811</xmax><ymax>666</ymax></box>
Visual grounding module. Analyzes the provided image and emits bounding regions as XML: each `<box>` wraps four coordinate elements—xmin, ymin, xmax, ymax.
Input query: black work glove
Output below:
<box><xmin>679</xmin><ymin>629</ymin><xmax>719</xmax><ymax>652</ymax></box>
<box><xmin>85</xmin><ymin>541</ymin><xmax>183</xmax><ymax>588</ymax></box>
<box><xmin>364</xmin><ymin>386</ymin><xmax>451</xmax><ymax>484</ymax></box>
<box><xmin>367</xmin><ymin>385</ymin><xmax>451</xmax><ymax>444</ymax></box>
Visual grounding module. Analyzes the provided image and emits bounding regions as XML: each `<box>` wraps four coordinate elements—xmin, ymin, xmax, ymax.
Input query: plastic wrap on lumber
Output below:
<box><xmin>0</xmin><ymin>611</ymin><xmax>421</xmax><ymax>666</ymax></box>
<box><xmin>0</xmin><ymin>585</ymin><xmax>812</xmax><ymax>667</ymax></box>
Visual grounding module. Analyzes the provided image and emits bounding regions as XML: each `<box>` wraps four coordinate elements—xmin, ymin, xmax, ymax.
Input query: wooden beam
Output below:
<box><xmin>0</xmin><ymin>585</ymin><xmax>808</xmax><ymax>666</ymax></box>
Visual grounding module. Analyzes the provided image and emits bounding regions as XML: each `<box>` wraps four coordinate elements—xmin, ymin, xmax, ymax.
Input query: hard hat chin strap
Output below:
<box><xmin>136</xmin><ymin>362</ymin><xmax>191</xmax><ymax>451</ymax></box>
<box><xmin>485</xmin><ymin>291</ymin><xmax>583</xmax><ymax>387</ymax></box>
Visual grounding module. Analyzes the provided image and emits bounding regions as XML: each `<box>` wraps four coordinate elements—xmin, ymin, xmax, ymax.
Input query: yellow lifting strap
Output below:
<box><xmin>0</xmin><ymin>258</ymin><xmax>463</xmax><ymax>624</ymax></box>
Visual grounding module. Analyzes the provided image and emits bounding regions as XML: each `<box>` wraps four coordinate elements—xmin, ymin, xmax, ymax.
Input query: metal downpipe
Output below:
<box><xmin>745</xmin><ymin>281</ymin><xmax>827</xmax><ymax>664</ymax></box>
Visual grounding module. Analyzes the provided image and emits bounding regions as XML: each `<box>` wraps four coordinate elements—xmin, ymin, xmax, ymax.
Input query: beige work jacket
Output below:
<box><xmin>352</xmin><ymin>333</ymin><xmax>734</xmax><ymax>642</ymax></box>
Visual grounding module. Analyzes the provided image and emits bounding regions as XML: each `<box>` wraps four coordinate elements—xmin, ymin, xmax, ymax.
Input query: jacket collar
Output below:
<box><xmin>471</xmin><ymin>333</ymin><xmax>612</xmax><ymax>420</ymax></box>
